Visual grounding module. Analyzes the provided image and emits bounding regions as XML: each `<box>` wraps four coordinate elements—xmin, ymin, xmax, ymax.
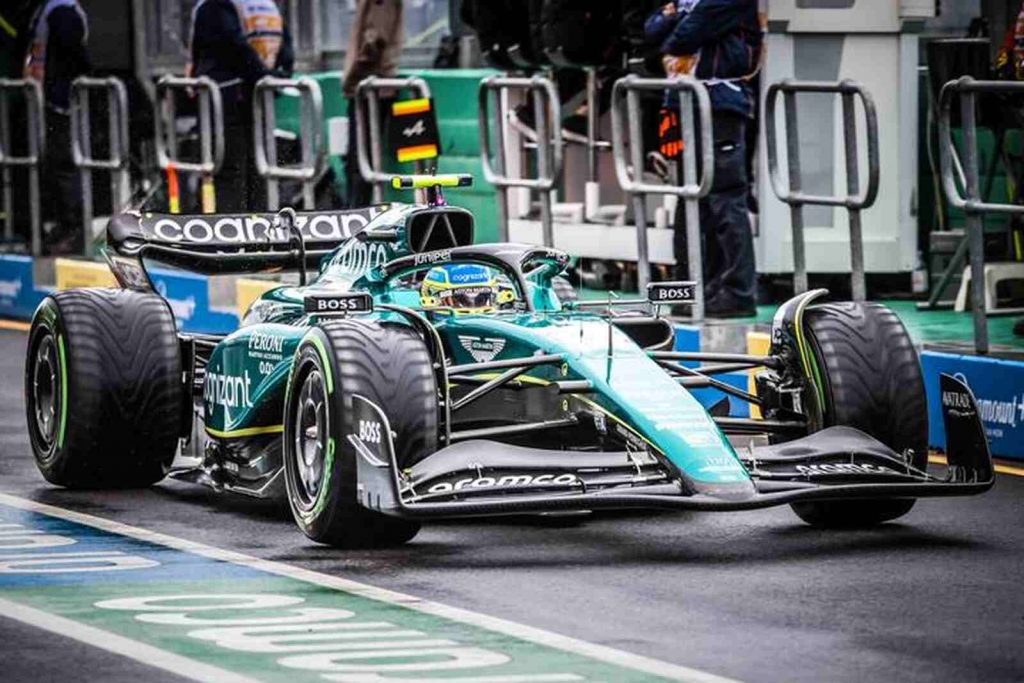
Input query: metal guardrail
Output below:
<box><xmin>478</xmin><ymin>75</ymin><xmax>563</xmax><ymax>245</ymax></box>
<box><xmin>154</xmin><ymin>75</ymin><xmax>224</xmax><ymax>213</ymax></box>
<box><xmin>611</xmin><ymin>75</ymin><xmax>713</xmax><ymax>317</ymax></box>
<box><xmin>938</xmin><ymin>76</ymin><xmax>1024</xmax><ymax>354</ymax></box>
<box><xmin>765</xmin><ymin>79</ymin><xmax>880</xmax><ymax>302</ymax></box>
<box><xmin>71</xmin><ymin>76</ymin><xmax>130</xmax><ymax>257</ymax></box>
<box><xmin>355</xmin><ymin>76</ymin><xmax>431</xmax><ymax>204</ymax></box>
<box><xmin>0</xmin><ymin>79</ymin><xmax>45</xmax><ymax>255</ymax></box>
<box><xmin>254</xmin><ymin>76</ymin><xmax>323</xmax><ymax>211</ymax></box>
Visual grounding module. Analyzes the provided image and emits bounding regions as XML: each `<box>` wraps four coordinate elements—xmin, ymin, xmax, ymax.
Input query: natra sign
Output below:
<box><xmin>922</xmin><ymin>351</ymin><xmax>1024</xmax><ymax>460</ymax></box>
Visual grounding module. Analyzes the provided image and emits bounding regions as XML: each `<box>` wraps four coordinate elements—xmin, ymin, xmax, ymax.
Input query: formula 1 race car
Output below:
<box><xmin>24</xmin><ymin>175</ymin><xmax>994</xmax><ymax>547</ymax></box>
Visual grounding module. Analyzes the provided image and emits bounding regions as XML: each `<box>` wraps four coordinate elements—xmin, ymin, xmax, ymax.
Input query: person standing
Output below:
<box><xmin>24</xmin><ymin>0</ymin><xmax>90</xmax><ymax>254</ymax></box>
<box><xmin>189</xmin><ymin>0</ymin><xmax>294</xmax><ymax>212</ymax></box>
<box><xmin>342</xmin><ymin>0</ymin><xmax>403</xmax><ymax>208</ymax></box>
<box><xmin>651</xmin><ymin>0</ymin><xmax>763</xmax><ymax>317</ymax></box>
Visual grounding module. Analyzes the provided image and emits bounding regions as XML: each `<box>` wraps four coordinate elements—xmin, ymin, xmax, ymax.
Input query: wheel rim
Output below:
<box><xmin>32</xmin><ymin>333</ymin><xmax>58</xmax><ymax>449</ymax></box>
<box><xmin>292</xmin><ymin>368</ymin><xmax>327</xmax><ymax>510</ymax></box>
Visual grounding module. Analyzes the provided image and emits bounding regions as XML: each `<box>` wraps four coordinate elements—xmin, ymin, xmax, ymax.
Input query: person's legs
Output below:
<box><xmin>670</xmin><ymin>113</ymin><xmax>724</xmax><ymax>301</ymax></box>
<box><xmin>701</xmin><ymin>194</ymin><xmax>724</xmax><ymax>295</ymax></box>
<box><xmin>672</xmin><ymin>192</ymin><xmax>723</xmax><ymax>296</ymax></box>
<box><xmin>704</xmin><ymin>184</ymin><xmax>756</xmax><ymax>311</ymax></box>
<box><xmin>704</xmin><ymin>112</ymin><xmax>756</xmax><ymax>314</ymax></box>
<box><xmin>242</xmin><ymin>117</ymin><xmax>262</xmax><ymax>211</ymax></box>
<box><xmin>216</xmin><ymin>95</ymin><xmax>253</xmax><ymax>213</ymax></box>
<box><xmin>345</xmin><ymin>96</ymin><xmax>372</xmax><ymax>208</ymax></box>
<box><xmin>671</xmin><ymin>187</ymin><xmax>690</xmax><ymax>282</ymax></box>
<box><xmin>43</xmin><ymin>110</ymin><xmax>82</xmax><ymax>253</ymax></box>
<box><xmin>215</xmin><ymin>121</ymin><xmax>249</xmax><ymax>212</ymax></box>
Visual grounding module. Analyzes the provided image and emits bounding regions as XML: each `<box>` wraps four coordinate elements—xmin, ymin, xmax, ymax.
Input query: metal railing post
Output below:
<box><xmin>626</xmin><ymin>87</ymin><xmax>650</xmax><ymax>287</ymax></box>
<box><xmin>960</xmin><ymin>87</ymin><xmax>986</xmax><ymax>354</ymax></box>
<box><xmin>782</xmin><ymin>89</ymin><xmax>806</xmax><ymax>294</ymax></box>
<box><xmin>154</xmin><ymin>75</ymin><xmax>224</xmax><ymax>212</ymax></box>
<box><xmin>937</xmin><ymin>76</ymin><xmax>1024</xmax><ymax>354</ymax></box>
<box><xmin>478</xmin><ymin>75</ymin><xmax>563</xmax><ymax>246</ymax></box>
<box><xmin>610</xmin><ymin>75</ymin><xmax>714</xmax><ymax>318</ymax></box>
<box><xmin>0</xmin><ymin>79</ymin><xmax>45</xmax><ymax>254</ymax></box>
<box><xmin>71</xmin><ymin>76</ymin><xmax>130</xmax><ymax>256</ymax></box>
<box><xmin>585</xmin><ymin>67</ymin><xmax>599</xmax><ymax>183</ymax></box>
<box><xmin>765</xmin><ymin>79</ymin><xmax>879</xmax><ymax>301</ymax></box>
<box><xmin>354</xmin><ymin>76</ymin><xmax>432</xmax><ymax>204</ymax></box>
<box><xmin>0</xmin><ymin>92</ymin><xmax>9</xmax><ymax>241</ymax></box>
<box><xmin>485</xmin><ymin>86</ymin><xmax>509</xmax><ymax>241</ymax></box>
<box><xmin>253</xmin><ymin>76</ymin><xmax>323</xmax><ymax>211</ymax></box>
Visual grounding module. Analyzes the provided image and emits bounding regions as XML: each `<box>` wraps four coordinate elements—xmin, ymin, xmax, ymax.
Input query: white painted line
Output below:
<box><xmin>0</xmin><ymin>597</ymin><xmax>259</xmax><ymax>683</ymax></box>
<box><xmin>0</xmin><ymin>492</ymin><xmax>739</xmax><ymax>683</ymax></box>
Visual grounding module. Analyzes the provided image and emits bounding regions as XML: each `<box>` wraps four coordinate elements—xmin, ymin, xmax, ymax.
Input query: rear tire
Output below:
<box><xmin>24</xmin><ymin>290</ymin><xmax>183</xmax><ymax>488</ymax></box>
<box><xmin>283</xmin><ymin>319</ymin><xmax>437</xmax><ymax>547</ymax></box>
<box><xmin>790</xmin><ymin>302</ymin><xmax>928</xmax><ymax>528</ymax></box>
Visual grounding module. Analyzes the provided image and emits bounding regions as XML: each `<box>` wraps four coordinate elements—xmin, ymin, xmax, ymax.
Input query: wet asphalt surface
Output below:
<box><xmin>0</xmin><ymin>328</ymin><xmax>1022</xmax><ymax>682</ymax></box>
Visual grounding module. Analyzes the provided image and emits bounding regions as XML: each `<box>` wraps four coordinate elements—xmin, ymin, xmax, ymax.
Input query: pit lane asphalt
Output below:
<box><xmin>0</xmin><ymin>328</ymin><xmax>1022</xmax><ymax>683</ymax></box>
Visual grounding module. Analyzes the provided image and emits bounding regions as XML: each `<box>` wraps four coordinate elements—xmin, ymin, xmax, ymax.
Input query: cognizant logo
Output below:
<box><xmin>204</xmin><ymin>370</ymin><xmax>254</xmax><ymax>409</ymax></box>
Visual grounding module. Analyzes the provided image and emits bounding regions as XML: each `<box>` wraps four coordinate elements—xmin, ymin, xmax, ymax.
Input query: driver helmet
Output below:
<box><xmin>420</xmin><ymin>264</ymin><xmax>514</xmax><ymax>314</ymax></box>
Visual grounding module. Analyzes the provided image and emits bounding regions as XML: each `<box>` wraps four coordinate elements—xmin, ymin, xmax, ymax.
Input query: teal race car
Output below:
<box><xmin>24</xmin><ymin>175</ymin><xmax>994</xmax><ymax>547</ymax></box>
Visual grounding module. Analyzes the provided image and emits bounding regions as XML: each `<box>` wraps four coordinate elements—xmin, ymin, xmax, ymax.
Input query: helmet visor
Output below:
<box><xmin>442</xmin><ymin>286</ymin><xmax>496</xmax><ymax>310</ymax></box>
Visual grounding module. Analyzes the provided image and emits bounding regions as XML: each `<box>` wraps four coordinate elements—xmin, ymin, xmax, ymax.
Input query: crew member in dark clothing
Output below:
<box><xmin>24</xmin><ymin>0</ymin><xmax>90</xmax><ymax>254</ymax></box>
<box><xmin>189</xmin><ymin>0</ymin><xmax>294</xmax><ymax>212</ymax></box>
<box><xmin>341</xmin><ymin>0</ymin><xmax>403</xmax><ymax>208</ymax></box>
<box><xmin>648</xmin><ymin>0</ymin><xmax>763</xmax><ymax>317</ymax></box>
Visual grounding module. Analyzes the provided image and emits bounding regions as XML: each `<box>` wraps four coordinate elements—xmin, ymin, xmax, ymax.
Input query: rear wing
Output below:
<box><xmin>105</xmin><ymin>207</ymin><xmax>384</xmax><ymax>281</ymax></box>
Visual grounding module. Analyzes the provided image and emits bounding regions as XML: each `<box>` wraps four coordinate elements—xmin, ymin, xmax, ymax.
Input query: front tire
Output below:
<box><xmin>791</xmin><ymin>302</ymin><xmax>928</xmax><ymax>528</ymax></box>
<box><xmin>283</xmin><ymin>319</ymin><xmax>438</xmax><ymax>547</ymax></box>
<box><xmin>25</xmin><ymin>290</ymin><xmax>183</xmax><ymax>488</ymax></box>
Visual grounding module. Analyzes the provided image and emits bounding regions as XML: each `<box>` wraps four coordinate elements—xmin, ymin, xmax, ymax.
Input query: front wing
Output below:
<box><xmin>350</xmin><ymin>374</ymin><xmax>994</xmax><ymax>519</ymax></box>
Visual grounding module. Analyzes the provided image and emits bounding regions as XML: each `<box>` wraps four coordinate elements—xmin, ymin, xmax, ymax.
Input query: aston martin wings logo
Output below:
<box><xmin>458</xmin><ymin>335</ymin><xmax>506</xmax><ymax>363</ymax></box>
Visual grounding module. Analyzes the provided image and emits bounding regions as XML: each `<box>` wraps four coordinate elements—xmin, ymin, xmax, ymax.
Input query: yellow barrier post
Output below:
<box><xmin>747</xmin><ymin>331</ymin><xmax>771</xmax><ymax>419</ymax></box>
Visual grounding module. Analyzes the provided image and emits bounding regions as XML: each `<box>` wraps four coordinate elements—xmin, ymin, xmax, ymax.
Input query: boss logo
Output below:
<box><xmin>655</xmin><ymin>288</ymin><xmax>691</xmax><ymax>300</ymax></box>
<box><xmin>358</xmin><ymin>419</ymin><xmax>382</xmax><ymax>444</ymax></box>
<box><xmin>647</xmin><ymin>281</ymin><xmax>696</xmax><ymax>303</ymax></box>
<box><xmin>304</xmin><ymin>293</ymin><xmax>373</xmax><ymax>315</ymax></box>
<box><xmin>317</xmin><ymin>298</ymin><xmax>360</xmax><ymax>311</ymax></box>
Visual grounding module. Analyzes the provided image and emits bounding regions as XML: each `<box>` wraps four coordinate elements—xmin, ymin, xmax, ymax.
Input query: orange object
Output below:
<box><xmin>658</xmin><ymin>108</ymin><xmax>683</xmax><ymax>159</ymax></box>
<box><xmin>166</xmin><ymin>164</ymin><xmax>180</xmax><ymax>214</ymax></box>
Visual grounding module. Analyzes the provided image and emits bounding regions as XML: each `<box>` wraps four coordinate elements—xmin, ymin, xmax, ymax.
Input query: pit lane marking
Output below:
<box><xmin>928</xmin><ymin>454</ymin><xmax>1024</xmax><ymax>478</ymax></box>
<box><xmin>0</xmin><ymin>492</ymin><xmax>738</xmax><ymax>683</ymax></box>
<box><xmin>0</xmin><ymin>597</ymin><xmax>258</xmax><ymax>683</ymax></box>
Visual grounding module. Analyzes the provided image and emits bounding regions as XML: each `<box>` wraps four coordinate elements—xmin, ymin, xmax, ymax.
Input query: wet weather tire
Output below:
<box><xmin>284</xmin><ymin>319</ymin><xmax>438</xmax><ymax>547</ymax></box>
<box><xmin>791</xmin><ymin>302</ymin><xmax>928</xmax><ymax>528</ymax></box>
<box><xmin>24</xmin><ymin>290</ymin><xmax>183</xmax><ymax>488</ymax></box>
